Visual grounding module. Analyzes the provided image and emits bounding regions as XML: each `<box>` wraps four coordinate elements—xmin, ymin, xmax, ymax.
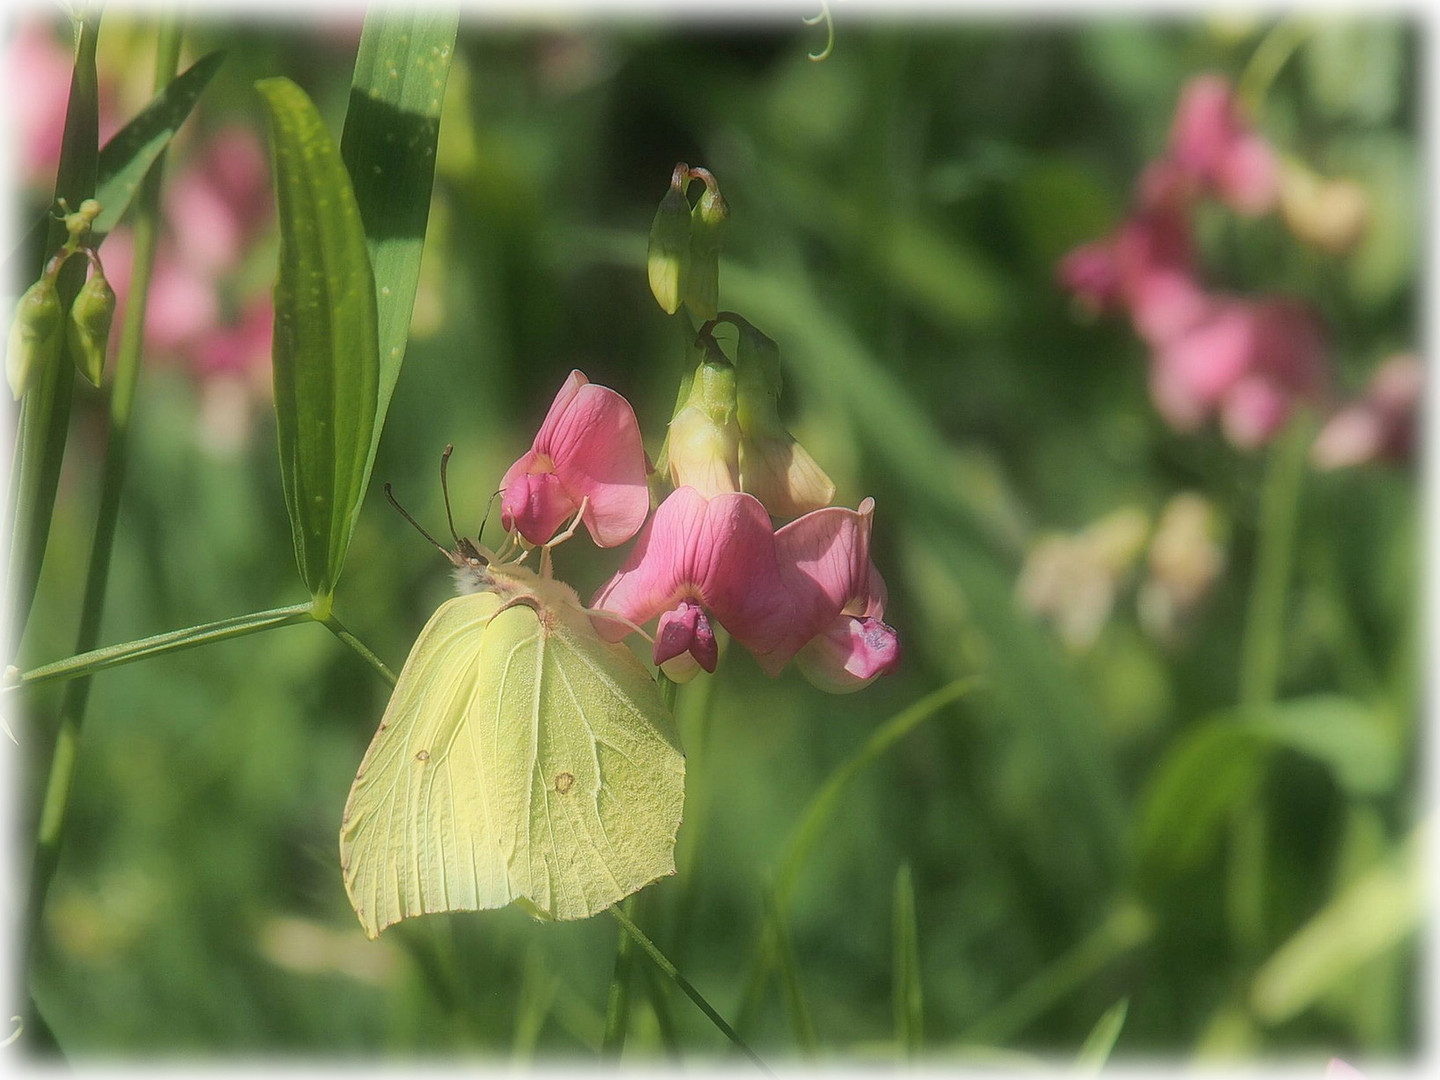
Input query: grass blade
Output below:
<box><xmin>256</xmin><ymin>76</ymin><xmax>380</xmax><ymax>604</ymax></box>
<box><xmin>340</xmin><ymin>5</ymin><xmax>458</xmax><ymax>480</ymax></box>
<box><xmin>608</xmin><ymin>905</ymin><xmax>773</xmax><ymax>1076</ymax></box>
<box><xmin>893</xmin><ymin>864</ymin><xmax>923</xmax><ymax>1058</ymax></box>
<box><xmin>764</xmin><ymin>885</ymin><xmax>817</xmax><ymax>1056</ymax></box>
<box><xmin>1076</xmin><ymin>997</ymin><xmax>1129</xmax><ymax>1069</ymax></box>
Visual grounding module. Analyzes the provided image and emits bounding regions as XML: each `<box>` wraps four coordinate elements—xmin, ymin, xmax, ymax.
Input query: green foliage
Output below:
<box><xmin>257</xmin><ymin>76</ymin><xmax>380</xmax><ymax>603</ymax></box>
<box><xmin>340</xmin><ymin>7</ymin><xmax>458</xmax><ymax>479</ymax></box>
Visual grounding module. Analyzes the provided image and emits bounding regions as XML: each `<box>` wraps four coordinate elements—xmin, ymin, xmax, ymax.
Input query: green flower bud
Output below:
<box><xmin>647</xmin><ymin>167</ymin><xmax>693</xmax><ymax>315</ymax></box>
<box><xmin>683</xmin><ymin>182</ymin><xmax>728</xmax><ymax>321</ymax></box>
<box><xmin>67</xmin><ymin>268</ymin><xmax>116</xmax><ymax>387</ymax></box>
<box><xmin>6</xmin><ymin>278</ymin><xmax>65</xmax><ymax>400</ymax></box>
<box><xmin>732</xmin><ymin>321</ymin><xmax>834</xmax><ymax>519</ymax></box>
<box><xmin>667</xmin><ymin>358</ymin><xmax>741</xmax><ymax>497</ymax></box>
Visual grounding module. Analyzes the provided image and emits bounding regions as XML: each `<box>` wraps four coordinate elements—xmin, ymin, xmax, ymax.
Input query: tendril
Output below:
<box><xmin>803</xmin><ymin>2</ymin><xmax>835</xmax><ymax>63</ymax></box>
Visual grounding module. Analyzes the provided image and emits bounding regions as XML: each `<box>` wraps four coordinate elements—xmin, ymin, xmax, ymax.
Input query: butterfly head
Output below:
<box><xmin>387</xmin><ymin>445</ymin><xmax>516</xmax><ymax>595</ymax></box>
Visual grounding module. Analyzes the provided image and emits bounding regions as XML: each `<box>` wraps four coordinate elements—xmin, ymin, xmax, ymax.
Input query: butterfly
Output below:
<box><xmin>340</xmin><ymin>448</ymin><xmax>685</xmax><ymax>938</ymax></box>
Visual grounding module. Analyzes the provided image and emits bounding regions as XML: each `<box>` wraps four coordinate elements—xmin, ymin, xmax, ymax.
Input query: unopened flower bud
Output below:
<box><xmin>7</xmin><ymin>277</ymin><xmax>65</xmax><ymax>400</ymax></box>
<box><xmin>683</xmin><ymin>179</ymin><xmax>728</xmax><ymax>321</ymax></box>
<box><xmin>67</xmin><ymin>267</ymin><xmax>116</xmax><ymax>387</ymax></box>
<box><xmin>667</xmin><ymin>359</ymin><xmax>741</xmax><ymax>497</ymax></box>
<box><xmin>733</xmin><ymin>321</ymin><xmax>834</xmax><ymax>519</ymax></box>
<box><xmin>647</xmin><ymin>166</ymin><xmax>692</xmax><ymax>315</ymax></box>
<box><xmin>1279</xmin><ymin>160</ymin><xmax>1368</xmax><ymax>256</ymax></box>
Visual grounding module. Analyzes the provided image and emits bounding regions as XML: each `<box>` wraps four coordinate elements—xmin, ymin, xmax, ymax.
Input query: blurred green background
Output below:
<box><xmin>12</xmin><ymin>8</ymin><xmax>1419</xmax><ymax>1063</ymax></box>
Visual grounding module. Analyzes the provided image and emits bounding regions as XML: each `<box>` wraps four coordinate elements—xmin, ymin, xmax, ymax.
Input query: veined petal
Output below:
<box><xmin>774</xmin><ymin>497</ymin><xmax>875</xmax><ymax>624</ymax></box>
<box><xmin>534</xmin><ymin>371</ymin><xmax>650</xmax><ymax>547</ymax></box>
<box><xmin>739</xmin><ymin>434</ymin><xmax>836</xmax><ymax>520</ymax></box>
<box><xmin>591</xmin><ymin>487</ymin><xmax>795</xmax><ymax>670</ymax></box>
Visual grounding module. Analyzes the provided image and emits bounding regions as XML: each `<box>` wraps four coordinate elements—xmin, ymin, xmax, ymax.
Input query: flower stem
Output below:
<box><xmin>600</xmin><ymin>897</ymin><xmax>638</xmax><ymax>1058</ymax></box>
<box><xmin>20</xmin><ymin>19</ymin><xmax>186</xmax><ymax>1014</ymax></box>
<box><xmin>319</xmin><ymin>612</ymin><xmax>397</xmax><ymax>686</ymax></box>
<box><xmin>1236</xmin><ymin>15</ymin><xmax>1314</xmax><ymax>117</ymax></box>
<box><xmin>608</xmin><ymin>904</ymin><xmax>773</xmax><ymax>1075</ymax></box>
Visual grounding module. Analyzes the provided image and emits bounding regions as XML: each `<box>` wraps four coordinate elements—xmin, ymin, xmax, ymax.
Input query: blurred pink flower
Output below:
<box><xmin>498</xmin><ymin>370</ymin><xmax>650</xmax><ymax>548</ymax></box>
<box><xmin>1151</xmin><ymin>295</ymin><xmax>1328</xmax><ymax>447</ymax></box>
<box><xmin>774</xmin><ymin>498</ymin><xmax>899</xmax><ymax>693</ymax></box>
<box><xmin>1311</xmin><ymin>354</ymin><xmax>1422</xmax><ymax>469</ymax></box>
<box><xmin>1167</xmin><ymin>74</ymin><xmax>1278</xmax><ymax>216</ymax></box>
<box><xmin>164</xmin><ymin>125</ymin><xmax>273</xmax><ymax>274</ymax></box>
<box><xmin>592</xmin><ymin>486</ymin><xmax>797</xmax><ymax>679</ymax></box>
<box><xmin>1056</xmin><ymin>241</ymin><xmax>1123</xmax><ymax>317</ymax></box>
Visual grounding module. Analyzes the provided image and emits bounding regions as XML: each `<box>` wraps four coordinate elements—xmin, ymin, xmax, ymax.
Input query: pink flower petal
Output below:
<box><xmin>773</xmin><ymin>497</ymin><xmax>876</xmax><ymax>627</ymax></box>
<box><xmin>591</xmin><ymin>487</ymin><xmax>795</xmax><ymax>669</ymax></box>
<box><xmin>1056</xmin><ymin>240</ymin><xmax>1123</xmax><ymax>314</ymax></box>
<box><xmin>1216</xmin><ymin>133</ymin><xmax>1278</xmax><ymax>216</ymax></box>
<box><xmin>1221</xmin><ymin>375</ymin><xmax>1291</xmax><ymax>449</ymax></box>
<box><xmin>795</xmin><ymin>615</ymin><xmax>900</xmax><ymax>694</ymax></box>
<box><xmin>499</xmin><ymin>452</ymin><xmax>577</xmax><ymax>546</ymax></box>
<box><xmin>544</xmin><ymin>383</ymin><xmax>650</xmax><ymax>548</ymax></box>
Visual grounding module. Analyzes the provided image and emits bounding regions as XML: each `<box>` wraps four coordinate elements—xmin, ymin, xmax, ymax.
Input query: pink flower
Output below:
<box><xmin>1167</xmin><ymin>74</ymin><xmax>1278</xmax><ymax>216</ymax></box>
<box><xmin>591</xmin><ymin>487</ymin><xmax>798</xmax><ymax>677</ymax></box>
<box><xmin>499</xmin><ymin>370</ymin><xmax>650</xmax><ymax>548</ymax></box>
<box><xmin>165</xmin><ymin>125</ymin><xmax>273</xmax><ymax>275</ymax></box>
<box><xmin>774</xmin><ymin>498</ymin><xmax>899</xmax><ymax>693</ymax></box>
<box><xmin>1151</xmin><ymin>295</ymin><xmax>1328</xmax><ymax>447</ymax></box>
<box><xmin>1055</xmin><ymin>241</ymin><xmax>1123</xmax><ymax>316</ymax></box>
<box><xmin>1311</xmin><ymin>354</ymin><xmax>1422</xmax><ymax>469</ymax></box>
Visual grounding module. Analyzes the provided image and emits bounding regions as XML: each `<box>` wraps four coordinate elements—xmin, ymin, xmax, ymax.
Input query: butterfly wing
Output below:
<box><xmin>340</xmin><ymin>586</ymin><xmax>685</xmax><ymax>937</ymax></box>
<box><xmin>503</xmin><ymin>593</ymin><xmax>685</xmax><ymax>920</ymax></box>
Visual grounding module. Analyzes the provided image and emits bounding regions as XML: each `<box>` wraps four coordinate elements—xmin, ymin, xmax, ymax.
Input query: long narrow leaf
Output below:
<box><xmin>3</xmin><ymin>51</ymin><xmax>224</xmax><ymax>281</ymax></box>
<box><xmin>764</xmin><ymin>886</ymin><xmax>817</xmax><ymax>1056</ymax></box>
<box><xmin>91</xmin><ymin>50</ymin><xmax>226</xmax><ymax>238</ymax></box>
<box><xmin>340</xmin><ymin>5</ymin><xmax>458</xmax><ymax>479</ymax></box>
<box><xmin>1076</xmin><ymin>998</ymin><xmax>1128</xmax><ymax>1069</ymax></box>
<box><xmin>257</xmin><ymin>76</ymin><xmax>380</xmax><ymax>602</ymax></box>
<box><xmin>6</xmin><ymin>10</ymin><xmax>100</xmax><ymax>644</ymax></box>
<box><xmin>892</xmin><ymin>865</ymin><xmax>923</xmax><ymax>1058</ymax></box>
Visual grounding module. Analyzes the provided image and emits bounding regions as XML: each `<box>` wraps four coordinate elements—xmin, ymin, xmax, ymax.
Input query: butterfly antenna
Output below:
<box><xmin>477</xmin><ymin>489</ymin><xmax>502</xmax><ymax>543</ymax></box>
<box><xmin>384</xmin><ymin>483</ymin><xmax>451</xmax><ymax>558</ymax></box>
<box><xmin>438</xmin><ymin>444</ymin><xmax>463</xmax><ymax>547</ymax></box>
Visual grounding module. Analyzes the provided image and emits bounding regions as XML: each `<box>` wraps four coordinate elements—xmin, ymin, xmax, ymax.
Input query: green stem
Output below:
<box><xmin>5</xmin><ymin>7</ymin><xmax>101</xmax><ymax>648</ymax></box>
<box><xmin>320</xmin><ymin>612</ymin><xmax>397</xmax><ymax>686</ymax></box>
<box><xmin>601</xmin><ymin>898</ymin><xmax>638</xmax><ymax>1058</ymax></box>
<box><xmin>608</xmin><ymin>905</ymin><xmax>773</xmax><ymax>1076</ymax></box>
<box><xmin>1236</xmin><ymin>16</ymin><xmax>1314</xmax><ymax>117</ymax></box>
<box><xmin>9</xmin><ymin>603</ymin><xmax>316</xmax><ymax>693</ymax></box>
<box><xmin>1239</xmin><ymin>416</ymin><xmax>1312</xmax><ymax>709</ymax></box>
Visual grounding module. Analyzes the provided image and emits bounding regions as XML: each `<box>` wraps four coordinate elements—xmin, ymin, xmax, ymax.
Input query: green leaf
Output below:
<box><xmin>256</xmin><ymin>76</ymin><xmax>380</xmax><ymax>602</ymax></box>
<box><xmin>340</xmin><ymin>6</ymin><xmax>458</xmax><ymax>484</ymax></box>
<box><xmin>1076</xmin><ymin>997</ymin><xmax>1128</xmax><ymax>1069</ymax></box>
<box><xmin>3</xmin><ymin>51</ymin><xmax>223</xmax><ymax>282</ymax></box>
<box><xmin>91</xmin><ymin>50</ymin><xmax>226</xmax><ymax>239</ymax></box>
<box><xmin>1241</xmin><ymin>695</ymin><xmax>1400</xmax><ymax>797</ymax></box>
<box><xmin>1133</xmin><ymin>723</ymin><xmax>1266</xmax><ymax>878</ymax></box>
<box><xmin>763</xmin><ymin>885</ymin><xmax>817</xmax><ymax>1056</ymax></box>
<box><xmin>1250</xmin><ymin>828</ymin><xmax>1422</xmax><ymax>1024</ymax></box>
<box><xmin>892</xmin><ymin>864</ymin><xmax>923</xmax><ymax>1058</ymax></box>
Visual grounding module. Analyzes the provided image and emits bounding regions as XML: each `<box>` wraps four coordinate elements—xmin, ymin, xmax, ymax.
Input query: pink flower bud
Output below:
<box><xmin>654</xmin><ymin>600</ymin><xmax>719</xmax><ymax>675</ymax></box>
<box><xmin>498</xmin><ymin>370</ymin><xmax>649</xmax><ymax>548</ymax></box>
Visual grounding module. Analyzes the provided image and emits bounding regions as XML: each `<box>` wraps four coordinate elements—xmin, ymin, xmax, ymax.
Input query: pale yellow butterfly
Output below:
<box><xmin>340</xmin><ymin>452</ymin><xmax>684</xmax><ymax>938</ymax></box>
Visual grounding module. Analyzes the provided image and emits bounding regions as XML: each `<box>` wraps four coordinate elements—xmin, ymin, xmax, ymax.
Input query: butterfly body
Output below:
<box><xmin>341</xmin><ymin>548</ymin><xmax>685</xmax><ymax>938</ymax></box>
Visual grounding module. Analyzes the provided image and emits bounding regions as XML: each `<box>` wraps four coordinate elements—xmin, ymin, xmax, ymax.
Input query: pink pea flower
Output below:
<box><xmin>1311</xmin><ymin>354</ymin><xmax>1422</xmax><ymax>470</ymax></box>
<box><xmin>1150</xmin><ymin>295</ymin><xmax>1328</xmax><ymax>447</ymax></box>
<box><xmin>1167</xmin><ymin>74</ymin><xmax>1278</xmax><ymax>216</ymax></box>
<box><xmin>1325</xmin><ymin>1060</ymin><xmax>1365</xmax><ymax>1080</ymax></box>
<box><xmin>774</xmin><ymin>498</ymin><xmax>899</xmax><ymax>693</ymax></box>
<box><xmin>591</xmin><ymin>487</ymin><xmax>798</xmax><ymax>679</ymax></box>
<box><xmin>499</xmin><ymin>370</ymin><xmax>650</xmax><ymax>548</ymax></box>
<box><xmin>164</xmin><ymin>125</ymin><xmax>273</xmax><ymax>275</ymax></box>
<box><xmin>1055</xmin><ymin>241</ymin><xmax>1123</xmax><ymax>317</ymax></box>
